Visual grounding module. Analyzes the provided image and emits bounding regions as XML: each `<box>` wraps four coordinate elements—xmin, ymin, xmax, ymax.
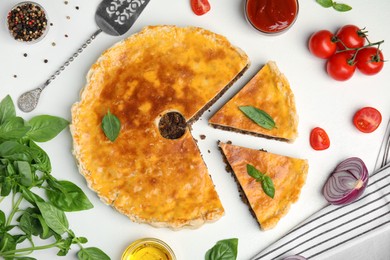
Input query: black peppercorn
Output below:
<box><xmin>7</xmin><ymin>2</ymin><xmax>48</xmax><ymax>42</ymax></box>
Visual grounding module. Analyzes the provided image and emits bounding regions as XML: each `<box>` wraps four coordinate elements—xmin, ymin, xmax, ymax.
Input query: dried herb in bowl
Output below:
<box><xmin>7</xmin><ymin>1</ymin><xmax>49</xmax><ymax>42</ymax></box>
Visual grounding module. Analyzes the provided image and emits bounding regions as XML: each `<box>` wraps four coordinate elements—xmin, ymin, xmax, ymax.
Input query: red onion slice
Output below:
<box><xmin>323</xmin><ymin>157</ymin><xmax>368</xmax><ymax>205</ymax></box>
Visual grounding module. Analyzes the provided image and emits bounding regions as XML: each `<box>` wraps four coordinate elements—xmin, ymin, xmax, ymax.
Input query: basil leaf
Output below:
<box><xmin>1</xmin><ymin>177</ymin><xmax>12</xmax><ymax>197</ymax></box>
<box><xmin>16</xmin><ymin>161</ymin><xmax>33</xmax><ymax>187</ymax></box>
<box><xmin>0</xmin><ymin>95</ymin><xmax>16</xmax><ymax>125</ymax></box>
<box><xmin>27</xmin><ymin>115</ymin><xmax>69</xmax><ymax>142</ymax></box>
<box><xmin>316</xmin><ymin>0</ymin><xmax>333</xmax><ymax>8</ymax></box>
<box><xmin>78</xmin><ymin>237</ymin><xmax>88</xmax><ymax>244</ymax></box>
<box><xmin>333</xmin><ymin>2</ymin><xmax>352</xmax><ymax>12</ymax></box>
<box><xmin>205</xmin><ymin>238</ymin><xmax>238</xmax><ymax>260</ymax></box>
<box><xmin>13</xmin><ymin>234</ymin><xmax>28</xmax><ymax>244</ymax></box>
<box><xmin>36</xmin><ymin>201</ymin><xmax>69</xmax><ymax>235</ymax></box>
<box><xmin>36</xmin><ymin>214</ymin><xmax>54</xmax><ymax>240</ymax></box>
<box><xmin>57</xmin><ymin>237</ymin><xmax>72</xmax><ymax>256</ymax></box>
<box><xmin>6</xmin><ymin>163</ymin><xmax>16</xmax><ymax>176</ymax></box>
<box><xmin>246</xmin><ymin>164</ymin><xmax>262</xmax><ymax>179</ymax></box>
<box><xmin>246</xmin><ymin>164</ymin><xmax>275</xmax><ymax>199</ymax></box>
<box><xmin>46</xmin><ymin>180</ymin><xmax>93</xmax><ymax>212</ymax></box>
<box><xmin>0</xmin><ymin>117</ymin><xmax>31</xmax><ymax>140</ymax></box>
<box><xmin>0</xmin><ymin>141</ymin><xmax>32</xmax><ymax>162</ymax></box>
<box><xmin>239</xmin><ymin>106</ymin><xmax>276</xmax><ymax>130</ymax></box>
<box><xmin>28</xmin><ymin>141</ymin><xmax>52</xmax><ymax>174</ymax></box>
<box><xmin>102</xmin><ymin>110</ymin><xmax>121</xmax><ymax>142</ymax></box>
<box><xmin>19</xmin><ymin>212</ymin><xmax>42</xmax><ymax>237</ymax></box>
<box><xmin>0</xmin><ymin>232</ymin><xmax>17</xmax><ymax>254</ymax></box>
<box><xmin>261</xmin><ymin>175</ymin><xmax>275</xmax><ymax>198</ymax></box>
<box><xmin>0</xmin><ymin>210</ymin><xmax>5</xmax><ymax>227</ymax></box>
<box><xmin>21</xmin><ymin>188</ymin><xmax>45</xmax><ymax>205</ymax></box>
<box><xmin>46</xmin><ymin>178</ymin><xmax>66</xmax><ymax>193</ymax></box>
<box><xmin>77</xmin><ymin>247</ymin><xmax>111</xmax><ymax>260</ymax></box>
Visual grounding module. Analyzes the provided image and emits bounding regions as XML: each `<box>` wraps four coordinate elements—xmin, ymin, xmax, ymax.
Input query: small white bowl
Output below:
<box><xmin>6</xmin><ymin>1</ymin><xmax>49</xmax><ymax>43</ymax></box>
<box><xmin>244</xmin><ymin>0</ymin><xmax>299</xmax><ymax>35</ymax></box>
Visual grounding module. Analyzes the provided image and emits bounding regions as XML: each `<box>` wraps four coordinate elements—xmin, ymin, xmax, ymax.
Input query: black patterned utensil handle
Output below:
<box><xmin>106</xmin><ymin>0</ymin><xmax>149</xmax><ymax>25</ymax></box>
<box><xmin>95</xmin><ymin>0</ymin><xmax>151</xmax><ymax>36</ymax></box>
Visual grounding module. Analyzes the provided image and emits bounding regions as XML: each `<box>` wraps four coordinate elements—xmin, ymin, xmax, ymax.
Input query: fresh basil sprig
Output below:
<box><xmin>247</xmin><ymin>164</ymin><xmax>275</xmax><ymax>198</ymax></box>
<box><xmin>239</xmin><ymin>106</ymin><xmax>276</xmax><ymax>130</ymax></box>
<box><xmin>205</xmin><ymin>238</ymin><xmax>238</xmax><ymax>260</ymax></box>
<box><xmin>0</xmin><ymin>95</ymin><xmax>110</xmax><ymax>260</ymax></box>
<box><xmin>101</xmin><ymin>110</ymin><xmax>121</xmax><ymax>142</ymax></box>
<box><xmin>316</xmin><ymin>0</ymin><xmax>352</xmax><ymax>12</ymax></box>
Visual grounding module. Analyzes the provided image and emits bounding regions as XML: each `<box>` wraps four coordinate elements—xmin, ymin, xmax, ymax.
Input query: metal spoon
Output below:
<box><xmin>18</xmin><ymin>0</ymin><xmax>151</xmax><ymax>112</ymax></box>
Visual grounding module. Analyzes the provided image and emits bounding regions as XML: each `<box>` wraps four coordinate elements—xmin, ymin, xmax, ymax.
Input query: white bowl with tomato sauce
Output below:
<box><xmin>244</xmin><ymin>0</ymin><xmax>299</xmax><ymax>35</ymax></box>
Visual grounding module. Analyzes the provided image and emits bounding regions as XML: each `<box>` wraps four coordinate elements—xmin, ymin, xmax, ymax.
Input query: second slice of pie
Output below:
<box><xmin>219</xmin><ymin>142</ymin><xmax>308</xmax><ymax>230</ymax></box>
<box><xmin>209</xmin><ymin>61</ymin><xmax>298</xmax><ymax>142</ymax></box>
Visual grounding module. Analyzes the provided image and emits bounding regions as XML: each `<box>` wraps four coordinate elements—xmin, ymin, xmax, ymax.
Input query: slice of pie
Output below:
<box><xmin>219</xmin><ymin>142</ymin><xmax>308</xmax><ymax>230</ymax></box>
<box><xmin>71</xmin><ymin>25</ymin><xmax>249</xmax><ymax>229</ymax></box>
<box><xmin>209</xmin><ymin>61</ymin><xmax>298</xmax><ymax>142</ymax></box>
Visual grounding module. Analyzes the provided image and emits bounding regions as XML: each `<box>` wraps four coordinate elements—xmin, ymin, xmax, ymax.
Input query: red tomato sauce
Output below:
<box><xmin>246</xmin><ymin>0</ymin><xmax>298</xmax><ymax>33</ymax></box>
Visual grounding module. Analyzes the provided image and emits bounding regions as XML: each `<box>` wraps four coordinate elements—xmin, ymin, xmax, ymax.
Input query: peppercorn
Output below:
<box><xmin>7</xmin><ymin>2</ymin><xmax>48</xmax><ymax>42</ymax></box>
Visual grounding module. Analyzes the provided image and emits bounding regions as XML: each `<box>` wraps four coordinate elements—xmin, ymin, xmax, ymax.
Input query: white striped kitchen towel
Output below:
<box><xmin>251</xmin><ymin>163</ymin><xmax>390</xmax><ymax>260</ymax></box>
<box><xmin>375</xmin><ymin>119</ymin><xmax>390</xmax><ymax>170</ymax></box>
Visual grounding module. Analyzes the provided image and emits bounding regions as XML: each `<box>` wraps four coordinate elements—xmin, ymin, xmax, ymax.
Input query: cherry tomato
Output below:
<box><xmin>336</xmin><ymin>25</ymin><xmax>366</xmax><ymax>50</ymax></box>
<box><xmin>326</xmin><ymin>52</ymin><xmax>356</xmax><ymax>81</ymax></box>
<box><xmin>308</xmin><ymin>30</ymin><xmax>337</xmax><ymax>59</ymax></box>
<box><xmin>353</xmin><ymin>107</ymin><xmax>382</xmax><ymax>133</ymax></box>
<box><xmin>356</xmin><ymin>47</ymin><xmax>384</xmax><ymax>75</ymax></box>
<box><xmin>191</xmin><ymin>0</ymin><xmax>211</xmax><ymax>16</ymax></box>
<box><xmin>310</xmin><ymin>127</ymin><xmax>330</xmax><ymax>151</ymax></box>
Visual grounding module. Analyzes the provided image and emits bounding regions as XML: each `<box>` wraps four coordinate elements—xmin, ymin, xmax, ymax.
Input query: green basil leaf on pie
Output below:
<box><xmin>261</xmin><ymin>175</ymin><xmax>275</xmax><ymax>199</ymax></box>
<box><xmin>239</xmin><ymin>106</ymin><xmax>276</xmax><ymax>130</ymax></box>
<box><xmin>246</xmin><ymin>164</ymin><xmax>275</xmax><ymax>199</ymax></box>
<box><xmin>101</xmin><ymin>110</ymin><xmax>121</xmax><ymax>142</ymax></box>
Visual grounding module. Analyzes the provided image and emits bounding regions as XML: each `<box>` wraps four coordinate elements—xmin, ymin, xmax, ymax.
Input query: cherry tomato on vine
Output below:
<box><xmin>356</xmin><ymin>47</ymin><xmax>384</xmax><ymax>75</ymax></box>
<box><xmin>308</xmin><ymin>30</ymin><xmax>337</xmax><ymax>59</ymax></box>
<box><xmin>336</xmin><ymin>25</ymin><xmax>366</xmax><ymax>50</ymax></box>
<box><xmin>353</xmin><ymin>107</ymin><xmax>382</xmax><ymax>133</ymax></box>
<box><xmin>326</xmin><ymin>52</ymin><xmax>356</xmax><ymax>81</ymax></box>
<box><xmin>310</xmin><ymin>127</ymin><xmax>330</xmax><ymax>151</ymax></box>
<box><xmin>191</xmin><ymin>0</ymin><xmax>211</xmax><ymax>16</ymax></box>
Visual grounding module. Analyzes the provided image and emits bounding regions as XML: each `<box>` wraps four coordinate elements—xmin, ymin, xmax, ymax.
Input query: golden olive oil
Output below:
<box><xmin>122</xmin><ymin>238</ymin><xmax>176</xmax><ymax>260</ymax></box>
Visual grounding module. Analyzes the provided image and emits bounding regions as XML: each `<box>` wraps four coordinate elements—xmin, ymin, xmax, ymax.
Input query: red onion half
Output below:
<box><xmin>323</xmin><ymin>157</ymin><xmax>368</xmax><ymax>205</ymax></box>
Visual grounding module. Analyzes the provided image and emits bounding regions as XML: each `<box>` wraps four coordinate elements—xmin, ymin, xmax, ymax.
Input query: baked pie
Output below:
<box><xmin>219</xmin><ymin>142</ymin><xmax>308</xmax><ymax>230</ymax></box>
<box><xmin>209</xmin><ymin>61</ymin><xmax>298</xmax><ymax>142</ymax></box>
<box><xmin>71</xmin><ymin>25</ymin><xmax>249</xmax><ymax>229</ymax></box>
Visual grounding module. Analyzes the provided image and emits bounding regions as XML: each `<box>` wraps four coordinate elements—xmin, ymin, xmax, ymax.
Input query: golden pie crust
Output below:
<box><xmin>71</xmin><ymin>25</ymin><xmax>249</xmax><ymax>229</ymax></box>
<box><xmin>209</xmin><ymin>61</ymin><xmax>298</xmax><ymax>142</ymax></box>
<box><xmin>219</xmin><ymin>142</ymin><xmax>308</xmax><ymax>230</ymax></box>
